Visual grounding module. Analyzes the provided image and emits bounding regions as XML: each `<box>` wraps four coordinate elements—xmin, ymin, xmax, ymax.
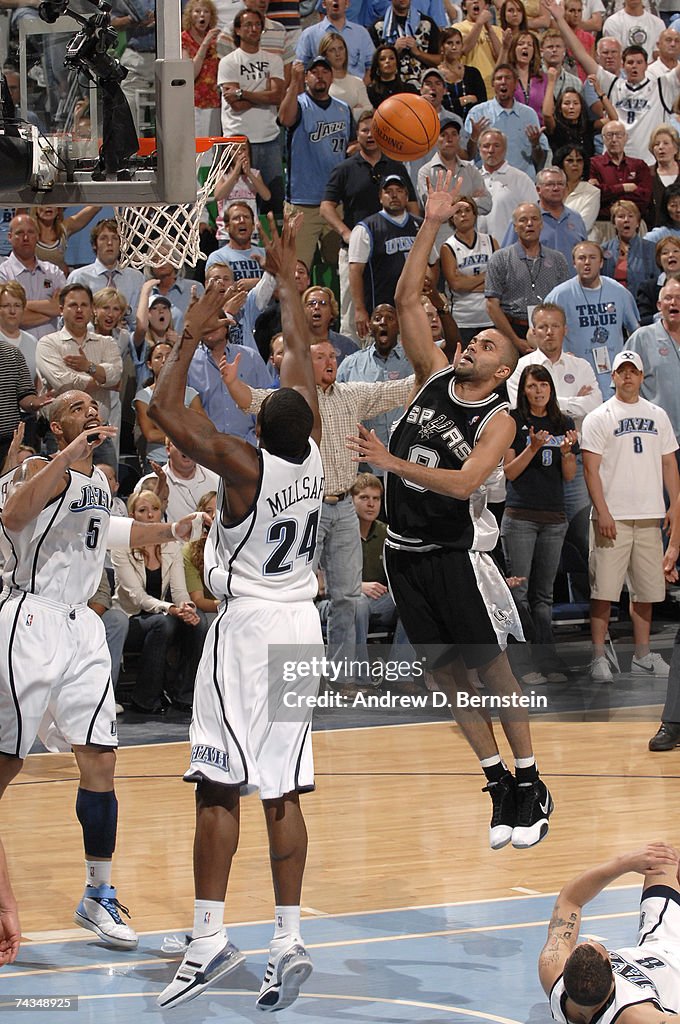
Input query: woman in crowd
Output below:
<box><xmin>499</xmin><ymin>0</ymin><xmax>529</xmax><ymax>41</ymax></box>
<box><xmin>649</xmin><ymin>126</ymin><xmax>680</xmax><ymax>229</ymax></box>
<box><xmin>183</xmin><ymin>490</ymin><xmax>220</xmax><ymax>618</ymax></box>
<box><xmin>93</xmin><ymin>287</ymin><xmax>131</xmax><ymax>361</ymax></box>
<box><xmin>367</xmin><ymin>44</ymin><xmax>418</xmax><ymax>108</ymax></box>
<box><xmin>644</xmin><ymin>183</ymin><xmax>680</xmax><ymax>245</ymax></box>
<box><xmin>637</xmin><ymin>236</ymin><xmax>680</xmax><ymax>325</ymax></box>
<box><xmin>134</xmin><ymin>278</ymin><xmax>180</xmax><ymax>350</ymax></box>
<box><xmin>133</xmin><ymin>340</ymin><xmax>204</xmax><ymax>470</ymax></box>
<box><xmin>319</xmin><ymin>32</ymin><xmax>372</xmax><ymax>121</ymax></box>
<box><xmin>440</xmin><ymin>196</ymin><xmax>498</xmax><ymax>344</ymax></box>
<box><xmin>543</xmin><ymin>77</ymin><xmax>596</xmax><ymax>158</ymax></box>
<box><xmin>181</xmin><ymin>0</ymin><xmax>221</xmax><ymax>139</ymax></box>
<box><xmin>552</xmin><ymin>145</ymin><xmax>600</xmax><ymax>232</ymax></box>
<box><xmin>111</xmin><ymin>490</ymin><xmax>208</xmax><ymax>715</ymax></box>
<box><xmin>602</xmin><ymin>200</ymin><xmax>657</xmax><ymax>298</ymax></box>
<box><xmin>437</xmin><ymin>28</ymin><xmax>486</xmax><ymax>120</ymax></box>
<box><xmin>501</xmin><ymin>365</ymin><xmax>578</xmax><ymax>686</ymax></box>
<box><xmin>500</xmin><ymin>31</ymin><xmax>546</xmax><ymax>118</ymax></box>
<box><xmin>28</xmin><ymin>205</ymin><xmax>101</xmax><ymax>273</ymax></box>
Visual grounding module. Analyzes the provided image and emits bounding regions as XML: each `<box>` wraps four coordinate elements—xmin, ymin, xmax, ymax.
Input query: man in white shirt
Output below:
<box><xmin>582</xmin><ymin>350</ymin><xmax>679</xmax><ymax>682</ymax></box>
<box><xmin>603</xmin><ymin>0</ymin><xmax>665</xmax><ymax>57</ymax></box>
<box><xmin>135</xmin><ymin>441</ymin><xmax>220</xmax><ymax>522</ymax></box>
<box><xmin>217</xmin><ymin>8</ymin><xmax>285</xmax><ymax>214</ymax></box>
<box><xmin>36</xmin><ymin>283</ymin><xmax>123</xmax><ymax>466</ymax></box>
<box><xmin>647</xmin><ymin>26</ymin><xmax>680</xmax><ymax>76</ymax></box>
<box><xmin>0</xmin><ymin>215</ymin><xmax>66</xmax><ymax>341</ymax></box>
<box><xmin>476</xmin><ymin>128</ymin><xmax>538</xmax><ymax>241</ymax></box>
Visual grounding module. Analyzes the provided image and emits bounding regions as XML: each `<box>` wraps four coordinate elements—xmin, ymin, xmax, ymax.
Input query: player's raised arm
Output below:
<box><xmin>261</xmin><ymin>213</ymin><xmax>321</xmax><ymax>447</ymax></box>
<box><xmin>538</xmin><ymin>843</ymin><xmax>680</xmax><ymax>994</ymax></box>
<box><xmin>395</xmin><ymin>171</ymin><xmax>461</xmax><ymax>386</ymax></box>
<box><xmin>148</xmin><ymin>283</ymin><xmax>259</xmax><ymax>483</ymax></box>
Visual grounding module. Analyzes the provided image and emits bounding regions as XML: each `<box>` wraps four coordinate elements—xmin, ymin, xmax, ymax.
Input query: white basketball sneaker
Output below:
<box><xmin>74</xmin><ymin>883</ymin><xmax>138</xmax><ymax>949</ymax></box>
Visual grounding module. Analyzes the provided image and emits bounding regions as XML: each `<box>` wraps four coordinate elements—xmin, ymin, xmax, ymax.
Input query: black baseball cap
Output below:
<box><xmin>308</xmin><ymin>55</ymin><xmax>332</xmax><ymax>71</ymax></box>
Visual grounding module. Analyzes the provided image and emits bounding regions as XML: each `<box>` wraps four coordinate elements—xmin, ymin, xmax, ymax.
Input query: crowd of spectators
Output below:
<box><xmin>4</xmin><ymin>0</ymin><xmax>680</xmax><ymax>718</ymax></box>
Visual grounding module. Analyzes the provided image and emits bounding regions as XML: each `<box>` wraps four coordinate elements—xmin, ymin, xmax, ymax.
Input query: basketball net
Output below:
<box><xmin>114</xmin><ymin>137</ymin><xmax>243</xmax><ymax>270</ymax></box>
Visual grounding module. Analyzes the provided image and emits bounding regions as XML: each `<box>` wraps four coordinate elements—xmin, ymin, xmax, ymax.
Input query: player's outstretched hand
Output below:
<box><xmin>424</xmin><ymin>170</ymin><xmax>463</xmax><ymax>226</ymax></box>
<box><xmin>624</xmin><ymin>842</ymin><xmax>680</xmax><ymax>876</ymax></box>
<box><xmin>63</xmin><ymin>425</ymin><xmax>118</xmax><ymax>466</ymax></box>
<box><xmin>171</xmin><ymin>511</ymin><xmax>211</xmax><ymax>543</ymax></box>
<box><xmin>0</xmin><ymin>902</ymin><xmax>20</xmax><ymax>965</ymax></box>
<box><xmin>184</xmin><ymin>280</ymin><xmax>232</xmax><ymax>338</ymax></box>
<box><xmin>262</xmin><ymin>211</ymin><xmax>304</xmax><ymax>278</ymax></box>
<box><xmin>346</xmin><ymin>423</ymin><xmax>394</xmax><ymax>472</ymax></box>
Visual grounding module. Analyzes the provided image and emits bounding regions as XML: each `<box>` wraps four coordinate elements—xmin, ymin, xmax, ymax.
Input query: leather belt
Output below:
<box><xmin>323</xmin><ymin>490</ymin><xmax>351</xmax><ymax>504</ymax></box>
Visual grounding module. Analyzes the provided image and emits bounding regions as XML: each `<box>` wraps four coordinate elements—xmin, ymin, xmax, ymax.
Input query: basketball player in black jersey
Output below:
<box><xmin>348</xmin><ymin>173</ymin><xmax>555</xmax><ymax>850</ymax></box>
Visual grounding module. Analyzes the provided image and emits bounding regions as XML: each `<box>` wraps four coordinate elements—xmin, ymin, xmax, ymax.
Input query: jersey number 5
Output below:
<box><xmin>85</xmin><ymin>516</ymin><xmax>101</xmax><ymax>550</ymax></box>
<box><xmin>263</xmin><ymin>509</ymin><xmax>320</xmax><ymax>576</ymax></box>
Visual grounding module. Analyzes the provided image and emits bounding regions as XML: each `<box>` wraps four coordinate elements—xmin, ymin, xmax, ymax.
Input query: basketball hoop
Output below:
<box><xmin>114</xmin><ymin>136</ymin><xmax>246</xmax><ymax>270</ymax></box>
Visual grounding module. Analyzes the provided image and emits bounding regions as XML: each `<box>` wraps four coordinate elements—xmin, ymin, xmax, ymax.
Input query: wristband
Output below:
<box><xmin>171</xmin><ymin>512</ymin><xmax>204</xmax><ymax>541</ymax></box>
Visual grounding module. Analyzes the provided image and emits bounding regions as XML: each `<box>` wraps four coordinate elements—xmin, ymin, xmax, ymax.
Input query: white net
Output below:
<box><xmin>114</xmin><ymin>138</ymin><xmax>243</xmax><ymax>270</ymax></box>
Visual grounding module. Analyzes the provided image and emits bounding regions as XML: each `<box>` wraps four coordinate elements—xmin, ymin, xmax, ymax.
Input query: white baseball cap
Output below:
<box><xmin>612</xmin><ymin>350</ymin><xmax>643</xmax><ymax>373</ymax></box>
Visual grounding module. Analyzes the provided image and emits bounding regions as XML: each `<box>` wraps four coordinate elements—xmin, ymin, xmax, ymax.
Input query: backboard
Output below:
<box><xmin>0</xmin><ymin>0</ymin><xmax>197</xmax><ymax>205</ymax></box>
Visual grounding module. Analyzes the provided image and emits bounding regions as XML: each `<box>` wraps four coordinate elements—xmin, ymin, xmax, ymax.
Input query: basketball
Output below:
<box><xmin>372</xmin><ymin>95</ymin><xmax>440</xmax><ymax>161</ymax></box>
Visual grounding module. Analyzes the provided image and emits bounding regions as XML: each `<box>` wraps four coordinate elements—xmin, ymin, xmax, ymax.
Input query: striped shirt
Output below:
<box><xmin>248</xmin><ymin>377</ymin><xmax>415</xmax><ymax>494</ymax></box>
<box><xmin>0</xmin><ymin>341</ymin><xmax>36</xmax><ymax>437</ymax></box>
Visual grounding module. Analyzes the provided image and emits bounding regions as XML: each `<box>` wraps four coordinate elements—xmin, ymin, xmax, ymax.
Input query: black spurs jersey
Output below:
<box><xmin>386</xmin><ymin>365</ymin><xmax>509</xmax><ymax>553</ymax></box>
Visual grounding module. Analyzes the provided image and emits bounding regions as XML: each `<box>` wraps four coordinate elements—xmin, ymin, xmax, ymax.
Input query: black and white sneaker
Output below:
<box><xmin>512</xmin><ymin>779</ymin><xmax>553</xmax><ymax>849</ymax></box>
<box><xmin>482</xmin><ymin>772</ymin><xmax>517</xmax><ymax>850</ymax></box>
<box><xmin>256</xmin><ymin>942</ymin><xmax>313</xmax><ymax>1012</ymax></box>
<box><xmin>157</xmin><ymin>932</ymin><xmax>245</xmax><ymax>1008</ymax></box>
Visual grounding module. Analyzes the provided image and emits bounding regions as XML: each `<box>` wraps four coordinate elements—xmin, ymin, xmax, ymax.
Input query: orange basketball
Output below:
<box><xmin>372</xmin><ymin>95</ymin><xmax>440</xmax><ymax>161</ymax></box>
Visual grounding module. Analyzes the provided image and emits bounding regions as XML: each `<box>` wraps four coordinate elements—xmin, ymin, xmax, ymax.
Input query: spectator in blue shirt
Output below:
<box><xmin>501</xmin><ymin>166</ymin><xmax>587</xmax><ymax>272</ymax></box>
<box><xmin>336</xmin><ymin>303</ymin><xmax>412</xmax><ymax>472</ymax></box>
<box><xmin>296</xmin><ymin>0</ymin><xmax>375</xmax><ymax>78</ymax></box>
<box><xmin>465</xmin><ymin>64</ymin><xmax>549</xmax><ymax>180</ymax></box>
<box><xmin>187</xmin><ymin>320</ymin><xmax>272</xmax><ymax>447</ymax></box>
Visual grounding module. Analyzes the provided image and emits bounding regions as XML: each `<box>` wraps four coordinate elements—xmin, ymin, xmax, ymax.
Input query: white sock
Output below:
<box><xmin>193</xmin><ymin>899</ymin><xmax>225</xmax><ymax>939</ymax></box>
<box><xmin>514</xmin><ymin>756</ymin><xmax>536</xmax><ymax>770</ymax></box>
<box><xmin>272</xmin><ymin>905</ymin><xmax>301</xmax><ymax>951</ymax></box>
<box><xmin>479</xmin><ymin>754</ymin><xmax>503</xmax><ymax>769</ymax></box>
<box><xmin>85</xmin><ymin>860</ymin><xmax>112</xmax><ymax>889</ymax></box>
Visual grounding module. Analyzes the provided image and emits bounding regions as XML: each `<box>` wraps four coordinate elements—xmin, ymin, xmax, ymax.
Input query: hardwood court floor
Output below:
<box><xmin>5</xmin><ymin>714</ymin><xmax>679</xmax><ymax>940</ymax></box>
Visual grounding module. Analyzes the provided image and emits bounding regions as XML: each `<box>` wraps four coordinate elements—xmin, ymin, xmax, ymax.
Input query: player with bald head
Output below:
<box><xmin>0</xmin><ymin>390</ymin><xmax>208</xmax><ymax>953</ymax></box>
<box><xmin>347</xmin><ymin>173</ymin><xmax>555</xmax><ymax>851</ymax></box>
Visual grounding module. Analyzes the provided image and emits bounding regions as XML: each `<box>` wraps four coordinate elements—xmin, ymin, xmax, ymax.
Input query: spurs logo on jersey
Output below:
<box><xmin>205</xmin><ymin>441</ymin><xmax>325</xmax><ymax>602</ymax></box>
<box><xmin>1</xmin><ymin>463</ymin><xmax>112</xmax><ymax>605</ymax></box>
<box><xmin>386</xmin><ymin>365</ymin><xmax>508</xmax><ymax>553</ymax></box>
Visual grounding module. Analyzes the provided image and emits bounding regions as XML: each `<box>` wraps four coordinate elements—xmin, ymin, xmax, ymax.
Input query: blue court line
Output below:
<box><xmin>0</xmin><ymin>888</ymin><xmax>645</xmax><ymax>1024</ymax></box>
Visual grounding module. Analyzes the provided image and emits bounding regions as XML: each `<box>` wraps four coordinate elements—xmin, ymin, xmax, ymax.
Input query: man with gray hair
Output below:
<box><xmin>476</xmin><ymin>128</ymin><xmax>538</xmax><ymax>241</ymax></box>
<box><xmin>485</xmin><ymin>203</ymin><xmax>570</xmax><ymax>353</ymax></box>
<box><xmin>501</xmin><ymin>167</ymin><xmax>587</xmax><ymax>270</ymax></box>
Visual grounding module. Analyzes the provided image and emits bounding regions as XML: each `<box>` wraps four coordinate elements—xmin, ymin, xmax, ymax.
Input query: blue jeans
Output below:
<box><xmin>126</xmin><ymin>609</ymin><xmax>209</xmax><ymax>710</ymax></box>
<box><xmin>102</xmin><ymin>608</ymin><xmax>129</xmax><ymax>688</ymax></box>
<box><xmin>501</xmin><ymin>514</ymin><xmax>568</xmax><ymax>659</ymax></box>
<box><xmin>314</xmin><ymin>497</ymin><xmax>362</xmax><ymax>669</ymax></box>
<box><xmin>250</xmin><ymin>138</ymin><xmax>284</xmax><ymax>217</ymax></box>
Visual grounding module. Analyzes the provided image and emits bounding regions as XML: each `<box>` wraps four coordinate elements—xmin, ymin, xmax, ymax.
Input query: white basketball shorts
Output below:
<box><xmin>0</xmin><ymin>589</ymin><xmax>117</xmax><ymax>759</ymax></box>
<box><xmin>185</xmin><ymin>597</ymin><xmax>323</xmax><ymax>800</ymax></box>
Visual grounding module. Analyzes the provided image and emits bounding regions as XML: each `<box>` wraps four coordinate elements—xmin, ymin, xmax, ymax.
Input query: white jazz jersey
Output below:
<box><xmin>550</xmin><ymin>886</ymin><xmax>680</xmax><ymax>1024</ymax></box>
<box><xmin>205</xmin><ymin>441</ymin><xmax>324</xmax><ymax>602</ymax></box>
<box><xmin>1</xmin><ymin>461</ymin><xmax>112</xmax><ymax>605</ymax></box>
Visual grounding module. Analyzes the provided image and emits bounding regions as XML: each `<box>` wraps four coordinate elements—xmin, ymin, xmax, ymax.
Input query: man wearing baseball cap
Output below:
<box><xmin>348</xmin><ymin>173</ymin><xmax>423</xmax><ymax>338</ymax></box>
<box><xmin>279</xmin><ymin>54</ymin><xmax>353</xmax><ymax>271</ymax></box>
<box><xmin>581</xmin><ymin>349</ymin><xmax>680</xmax><ymax>683</ymax></box>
